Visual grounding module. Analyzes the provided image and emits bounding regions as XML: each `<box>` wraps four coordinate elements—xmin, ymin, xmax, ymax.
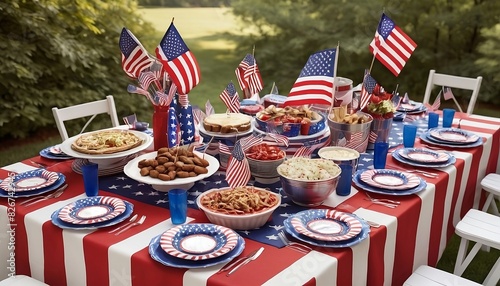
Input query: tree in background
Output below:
<box><xmin>0</xmin><ymin>0</ymin><xmax>157</xmax><ymax>139</ymax></box>
<box><xmin>231</xmin><ymin>0</ymin><xmax>500</xmax><ymax>105</ymax></box>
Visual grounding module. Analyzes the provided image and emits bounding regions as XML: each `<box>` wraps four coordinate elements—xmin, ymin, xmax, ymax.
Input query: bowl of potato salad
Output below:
<box><xmin>277</xmin><ymin>157</ymin><xmax>341</xmax><ymax>207</ymax></box>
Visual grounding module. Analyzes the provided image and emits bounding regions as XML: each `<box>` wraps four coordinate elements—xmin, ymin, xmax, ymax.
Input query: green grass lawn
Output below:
<box><xmin>0</xmin><ymin>7</ymin><xmax>498</xmax><ymax>284</ymax></box>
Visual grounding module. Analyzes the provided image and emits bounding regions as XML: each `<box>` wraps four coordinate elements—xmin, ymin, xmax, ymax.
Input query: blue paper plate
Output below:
<box><xmin>51</xmin><ymin>200</ymin><xmax>134</xmax><ymax>230</ymax></box>
<box><xmin>284</xmin><ymin>212</ymin><xmax>370</xmax><ymax>248</ymax></box>
<box><xmin>0</xmin><ymin>173</ymin><xmax>66</xmax><ymax>198</ymax></box>
<box><xmin>392</xmin><ymin>151</ymin><xmax>456</xmax><ymax>168</ymax></box>
<box><xmin>39</xmin><ymin>146</ymin><xmax>73</xmax><ymax>160</ymax></box>
<box><xmin>353</xmin><ymin>170</ymin><xmax>427</xmax><ymax>196</ymax></box>
<box><xmin>420</xmin><ymin>130</ymin><xmax>483</xmax><ymax>148</ymax></box>
<box><xmin>149</xmin><ymin>233</ymin><xmax>245</xmax><ymax>268</ymax></box>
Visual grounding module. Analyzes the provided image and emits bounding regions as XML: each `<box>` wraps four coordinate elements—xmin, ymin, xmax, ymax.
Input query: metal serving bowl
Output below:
<box><xmin>277</xmin><ymin>158</ymin><xmax>341</xmax><ymax>207</ymax></box>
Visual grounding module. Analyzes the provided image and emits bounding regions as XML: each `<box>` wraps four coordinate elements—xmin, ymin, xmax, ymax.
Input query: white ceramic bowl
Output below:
<box><xmin>196</xmin><ymin>187</ymin><xmax>281</xmax><ymax>230</ymax></box>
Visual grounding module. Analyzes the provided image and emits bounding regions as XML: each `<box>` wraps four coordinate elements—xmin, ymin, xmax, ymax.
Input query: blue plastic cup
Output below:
<box><xmin>373</xmin><ymin>142</ymin><xmax>389</xmax><ymax>169</ymax></box>
<box><xmin>168</xmin><ymin>189</ymin><xmax>187</xmax><ymax>225</ymax></box>
<box><xmin>81</xmin><ymin>163</ymin><xmax>99</xmax><ymax>197</ymax></box>
<box><xmin>442</xmin><ymin>109</ymin><xmax>456</xmax><ymax>128</ymax></box>
<box><xmin>336</xmin><ymin>164</ymin><xmax>353</xmax><ymax>196</ymax></box>
<box><xmin>403</xmin><ymin>125</ymin><xmax>418</xmax><ymax>148</ymax></box>
<box><xmin>428</xmin><ymin>112</ymin><xmax>439</xmax><ymax>129</ymax></box>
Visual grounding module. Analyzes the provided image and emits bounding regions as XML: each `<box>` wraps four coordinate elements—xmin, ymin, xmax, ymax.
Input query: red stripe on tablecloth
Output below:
<box><xmin>13</xmin><ymin>209</ymin><xmax>31</xmax><ymax>277</ymax></box>
<box><xmin>391</xmin><ymin>196</ymin><xmax>421</xmax><ymax>286</ymax></box>
<box><xmin>42</xmin><ymin>220</ymin><xmax>67</xmax><ymax>285</ymax></box>
<box><xmin>367</xmin><ymin>222</ymin><xmax>387</xmax><ymax>286</ymax></box>
<box><xmin>85</xmin><ymin>191</ymin><xmax>170</xmax><ymax>286</ymax></box>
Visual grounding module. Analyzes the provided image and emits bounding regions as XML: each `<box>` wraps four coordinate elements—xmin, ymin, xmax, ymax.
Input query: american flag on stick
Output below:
<box><xmin>284</xmin><ymin>48</ymin><xmax>338</xmax><ymax>107</ymax></box>
<box><xmin>205</xmin><ymin>100</ymin><xmax>215</xmax><ymax>116</ymax></box>
<box><xmin>156</xmin><ymin>21</ymin><xmax>201</xmax><ymax>95</ymax></box>
<box><xmin>119</xmin><ymin>28</ymin><xmax>154</xmax><ymax>79</ymax></box>
<box><xmin>239</xmin><ymin>134</ymin><xmax>264</xmax><ymax>151</ymax></box>
<box><xmin>226</xmin><ymin>141</ymin><xmax>251</xmax><ymax>188</ymax></box>
<box><xmin>235</xmin><ymin>54</ymin><xmax>264</xmax><ymax>96</ymax></box>
<box><xmin>443</xmin><ymin>86</ymin><xmax>463</xmax><ymax>113</ymax></box>
<box><xmin>219</xmin><ymin>82</ymin><xmax>240</xmax><ymax>113</ymax></box>
<box><xmin>359</xmin><ymin>71</ymin><xmax>378</xmax><ymax>110</ymax></box>
<box><xmin>293</xmin><ymin>146</ymin><xmax>313</xmax><ymax>158</ymax></box>
<box><xmin>424</xmin><ymin>90</ymin><xmax>441</xmax><ymax>112</ymax></box>
<box><xmin>369</xmin><ymin>13</ymin><xmax>417</xmax><ymax>77</ymax></box>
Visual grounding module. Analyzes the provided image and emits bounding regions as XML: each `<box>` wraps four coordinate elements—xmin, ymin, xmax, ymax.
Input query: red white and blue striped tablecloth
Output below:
<box><xmin>0</xmin><ymin>112</ymin><xmax>499</xmax><ymax>286</ymax></box>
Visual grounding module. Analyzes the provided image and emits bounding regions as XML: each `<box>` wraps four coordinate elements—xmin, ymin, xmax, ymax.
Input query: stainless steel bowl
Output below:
<box><xmin>277</xmin><ymin>159</ymin><xmax>341</xmax><ymax>207</ymax></box>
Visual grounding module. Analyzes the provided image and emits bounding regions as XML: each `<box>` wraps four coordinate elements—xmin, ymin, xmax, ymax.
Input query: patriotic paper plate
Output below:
<box><xmin>58</xmin><ymin>196</ymin><xmax>126</xmax><ymax>225</ymax></box>
<box><xmin>284</xmin><ymin>213</ymin><xmax>370</xmax><ymax>248</ymax></box>
<box><xmin>392</xmin><ymin>151</ymin><xmax>456</xmax><ymax>168</ymax></box>
<box><xmin>429</xmin><ymin>128</ymin><xmax>479</xmax><ymax>144</ymax></box>
<box><xmin>420</xmin><ymin>131</ymin><xmax>483</xmax><ymax>148</ymax></box>
<box><xmin>397</xmin><ymin>148</ymin><xmax>450</xmax><ymax>163</ymax></box>
<box><xmin>290</xmin><ymin>209</ymin><xmax>363</xmax><ymax>242</ymax></box>
<box><xmin>0</xmin><ymin>173</ymin><xmax>66</xmax><ymax>198</ymax></box>
<box><xmin>150</xmin><ymin>233</ymin><xmax>245</xmax><ymax>269</ymax></box>
<box><xmin>51</xmin><ymin>200</ymin><xmax>133</xmax><ymax>230</ymax></box>
<box><xmin>353</xmin><ymin>170</ymin><xmax>427</xmax><ymax>196</ymax></box>
<box><xmin>160</xmin><ymin>223</ymin><xmax>238</xmax><ymax>261</ymax></box>
<box><xmin>360</xmin><ymin>169</ymin><xmax>420</xmax><ymax>190</ymax></box>
<box><xmin>0</xmin><ymin>169</ymin><xmax>59</xmax><ymax>192</ymax></box>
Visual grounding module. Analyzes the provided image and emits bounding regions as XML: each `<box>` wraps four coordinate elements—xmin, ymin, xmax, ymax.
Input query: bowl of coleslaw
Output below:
<box><xmin>196</xmin><ymin>186</ymin><xmax>281</xmax><ymax>230</ymax></box>
<box><xmin>277</xmin><ymin>157</ymin><xmax>341</xmax><ymax>207</ymax></box>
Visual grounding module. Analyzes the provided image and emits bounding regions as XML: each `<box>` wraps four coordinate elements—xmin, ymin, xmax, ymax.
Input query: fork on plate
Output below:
<box><xmin>114</xmin><ymin>215</ymin><xmax>146</xmax><ymax>235</ymax></box>
<box><xmin>20</xmin><ymin>184</ymin><xmax>68</xmax><ymax>206</ymax></box>
<box><xmin>278</xmin><ymin>231</ymin><xmax>312</xmax><ymax>254</ymax></box>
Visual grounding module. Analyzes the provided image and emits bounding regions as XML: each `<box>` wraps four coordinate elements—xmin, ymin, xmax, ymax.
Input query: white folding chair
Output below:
<box><xmin>453</xmin><ymin>209</ymin><xmax>500</xmax><ymax>286</ymax></box>
<box><xmin>422</xmin><ymin>69</ymin><xmax>483</xmax><ymax>115</ymax></box>
<box><xmin>52</xmin><ymin>95</ymin><xmax>120</xmax><ymax>141</ymax></box>
<box><xmin>481</xmin><ymin>173</ymin><xmax>500</xmax><ymax>216</ymax></box>
<box><xmin>404</xmin><ymin>265</ymin><xmax>481</xmax><ymax>286</ymax></box>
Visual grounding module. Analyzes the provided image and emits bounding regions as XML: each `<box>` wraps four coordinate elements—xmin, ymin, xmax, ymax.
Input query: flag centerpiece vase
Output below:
<box><xmin>367</xmin><ymin>117</ymin><xmax>392</xmax><ymax>149</ymax></box>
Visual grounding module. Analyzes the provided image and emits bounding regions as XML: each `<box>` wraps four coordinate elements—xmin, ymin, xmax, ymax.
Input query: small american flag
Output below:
<box><xmin>235</xmin><ymin>54</ymin><xmax>264</xmax><ymax>95</ymax></box>
<box><xmin>119</xmin><ymin>28</ymin><xmax>154</xmax><ymax>79</ymax></box>
<box><xmin>293</xmin><ymin>146</ymin><xmax>313</xmax><ymax>158</ymax></box>
<box><xmin>369</xmin><ymin>13</ymin><xmax>417</xmax><ymax>76</ymax></box>
<box><xmin>219</xmin><ymin>82</ymin><xmax>240</xmax><ymax>113</ymax></box>
<box><xmin>192</xmin><ymin>107</ymin><xmax>206</xmax><ymax>127</ymax></box>
<box><xmin>205</xmin><ymin>100</ymin><xmax>215</xmax><ymax>115</ymax></box>
<box><xmin>284</xmin><ymin>48</ymin><xmax>337</xmax><ymax>107</ymax></box>
<box><xmin>156</xmin><ymin>91</ymin><xmax>173</xmax><ymax>107</ymax></box>
<box><xmin>360</xmin><ymin>71</ymin><xmax>378</xmax><ymax>110</ymax></box>
<box><xmin>268</xmin><ymin>133</ymin><xmax>290</xmax><ymax>148</ymax></box>
<box><xmin>345</xmin><ymin>132</ymin><xmax>368</xmax><ymax>152</ymax></box>
<box><xmin>218</xmin><ymin>142</ymin><xmax>231</xmax><ymax>154</ymax></box>
<box><xmin>442</xmin><ymin>86</ymin><xmax>454</xmax><ymax>100</ymax></box>
<box><xmin>156</xmin><ymin>22</ymin><xmax>201</xmax><ymax>95</ymax></box>
<box><xmin>138</xmin><ymin>71</ymin><xmax>160</xmax><ymax>91</ymax></box>
<box><xmin>424</xmin><ymin>92</ymin><xmax>441</xmax><ymax>111</ymax></box>
<box><xmin>239</xmin><ymin>134</ymin><xmax>264</xmax><ymax>151</ymax></box>
<box><xmin>226</xmin><ymin>141</ymin><xmax>251</xmax><ymax>188</ymax></box>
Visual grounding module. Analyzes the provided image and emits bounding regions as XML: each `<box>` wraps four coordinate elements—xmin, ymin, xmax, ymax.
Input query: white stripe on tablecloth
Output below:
<box><xmin>24</xmin><ymin>193</ymin><xmax>87</xmax><ymax>282</ymax></box>
<box><xmin>107</xmin><ymin>218</ymin><xmax>194</xmax><ymax>286</ymax></box>
<box><xmin>0</xmin><ymin>205</ymin><xmax>10</xmax><ymax>280</ymax></box>
<box><xmin>1</xmin><ymin>163</ymin><xmax>38</xmax><ymax>174</ymax></box>
<box><xmin>262</xmin><ymin>251</ymin><xmax>338</xmax><ymax>286</ymax></box>
<box><xmin>413</xmin><ymin>183</ymin><xmax>435</xmax><ymax>270</ymax></box>
<box><xmin>454</xmin><ymin>118</ymin><xmax>500</xmax><ymax>130</ymax></box>
<box><xmin>435</xmin><ymin>160</ymin><xmax>459</xmax><ymax>259</ymax></box>
<box><xmin>354</xmin><ymin>208</ymin><xmax>397</xmax><ymax>286</ymax></box>
<box><xmin>63</xmin><ymin>229</ymin><xmax>94</xmax><ymax>286</ymax></box>
<box><xmin>322</xmin><ymin>187</ymin><xmax>358</xmax><ymax>208</ymax></box>
<box><xmin>468</xmin><ymin>114</ymin><xmax>500</xmax><ymax>123</ymax></box>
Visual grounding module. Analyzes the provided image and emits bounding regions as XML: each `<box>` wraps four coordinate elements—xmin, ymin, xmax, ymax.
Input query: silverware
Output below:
<box><xmin>114</xmin><ymin>215</ymin><xmax>146</xmax><ymax>235</ymax></box>
<box><xmin>108</xmin><ymin>214</ymin><xmax>138</xmax><ymax>233</ymax></box>
<box><xmin>226</xmin><ymin>247</ymin><xmax>264</xmax><ymax>276</ymax></box>
<box><xmin>364</xmin><ymin>192</ymin><xmax>400</xmax><ymax>208</ymax></box>
<box><xmin>29</xmin><ymin>160</ymin><xmax>46</xmax><ymax>169</ymax></box>
<box><xmin>338</xmin><ymin>204</ymin><xmax>381</xmax><ymax>228</ymax></box>
<box><xmin>365</xmin><ymin>192</ymin><xmax>400</xmax><ymax>205</ymax></box>
<box><xmin>278</xmin><ymin>231</ymin><xmax>312</xmax><ymax>254</ymax></box>
<box><xmin>217</xmin><ymin>248</ymin><xmax>263</xmax><ymax>274</ymax></box>
<box><xmin>386</xmin><ymin>164</ymin><xmax>438</xmax><ymax>178</ymax></box>
<box><xmin>21</xmin><ymin>184</ymin><xmax>68</xmax><ymax>206</ymax></box>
